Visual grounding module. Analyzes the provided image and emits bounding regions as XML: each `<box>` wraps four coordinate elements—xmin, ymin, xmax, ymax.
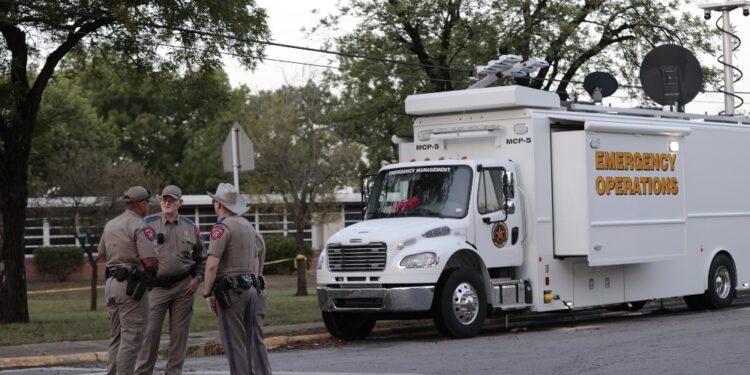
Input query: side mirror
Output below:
<box><xmin>503</xmin><ymin>199</ymin><xmax>515</xmax><ymax>215</ymax></box>
<box><xmin>502</xmin><ymin>171</ymin><xmax>515</xmax><ymax>199</ymax></box>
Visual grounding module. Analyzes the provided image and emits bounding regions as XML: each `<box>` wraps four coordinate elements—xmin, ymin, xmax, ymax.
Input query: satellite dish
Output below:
<box><xmin>583</xmin><ymin>72</ymin><xmax>619</xmax><ymax>103</ymax></box>
<box><xmin>639</xmin><ymin>44</ymin><xmax>702</xmax><ymax>112</ymax></box>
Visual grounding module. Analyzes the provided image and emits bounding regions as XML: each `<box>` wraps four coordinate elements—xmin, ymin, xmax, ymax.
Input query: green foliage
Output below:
<box><xmin>263</xmin><ymin>235</ymin><xmax>313</xmax><ymax>275</ymax></box>
<box><xmin>316</xmin><ymin>0</ymin><xmax>719</xmax><ymax>169</ymax></box>
<box><xmin>33</xmin><ymin>247</ymin><xmax>84</xmax><ymax>282</ymax></box>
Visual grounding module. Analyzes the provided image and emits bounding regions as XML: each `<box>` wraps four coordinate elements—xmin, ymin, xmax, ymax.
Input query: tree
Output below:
<box><xmin>0</xmin><ymin>0</ymin><xmax>269</xmax><ymax>323</ymax></box>
<box><xmin>246</xmin><ymin>82</ymin><xmax>362</xmax><ymax>296</ymax></box>
<box><xmin>317</xmin><ymin>0</ymin><xmax>717</xmax><ymax>167</ymax></box>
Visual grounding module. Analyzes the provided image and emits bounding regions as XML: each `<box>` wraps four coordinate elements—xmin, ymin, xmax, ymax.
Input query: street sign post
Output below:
<box><xmin>222</xmin><ymin>122</ymin><xmax>254</xmax><ymax>191</ymax></box>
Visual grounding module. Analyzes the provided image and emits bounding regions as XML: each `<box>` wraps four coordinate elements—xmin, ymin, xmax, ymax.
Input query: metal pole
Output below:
<box><xmin>722</xmin><ymin>9</ymin><xmax>736</xmax><ymax>116</ymax></box>
<box><xmin>231</xmin><ymin>126</ymin><xmax>240</xmax><ymax>191</ymax></box>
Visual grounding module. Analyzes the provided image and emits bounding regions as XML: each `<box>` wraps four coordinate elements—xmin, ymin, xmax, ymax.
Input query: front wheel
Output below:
<box><xmin>322</xmin><ymin>311</ymin><xmax>376</xmax><ymax>340</ymax></box>
<box><xmin>432</xmin><ymin>268</ymin><xmax>487</xmax><ymax>339</ymax></box>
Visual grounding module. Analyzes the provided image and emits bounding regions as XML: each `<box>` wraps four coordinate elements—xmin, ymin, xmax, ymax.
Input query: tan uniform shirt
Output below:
<box><xmin>98</xmin><ymin>210</ymin><xmax>156</xmax><ymax>270</ymax></box>
<box><xmin>254</xmin><ymin>233</ymin><xmax>266</xmax><ymax>276</ymax></box>
<box><xmin>207</xmin><ymin>215</ymin><xmax>257</xmax><ymax>279</ymax></box>
<box><xmin>145</xmin><ymin>213</ymin><xmax>206</xmax><ymax>279</ymax></box>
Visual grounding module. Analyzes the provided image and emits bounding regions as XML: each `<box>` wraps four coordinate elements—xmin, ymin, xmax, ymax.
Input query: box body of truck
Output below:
<box><xmin>317</xmin><ymin>85</ymin><xmax>750</xmax><ymax>339</ymax></box>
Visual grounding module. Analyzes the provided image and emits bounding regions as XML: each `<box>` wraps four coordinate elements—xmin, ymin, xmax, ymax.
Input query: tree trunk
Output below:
<box><xmin>294</xmin><ymin>226</ymin><xmax>308</xmax><ymax>296</ymax></box>
<box><xmin>0</xmin><ymin>184</ymin><xmax>30</xmax><ymax>323</ymax></box>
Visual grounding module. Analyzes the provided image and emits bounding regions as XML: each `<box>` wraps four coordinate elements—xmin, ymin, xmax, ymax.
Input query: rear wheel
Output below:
<box><xmin>432</xmin><ymin>268</ymin><xmax>487</xmax><ymax>339</ymax></box>
<box><xmin>684</xmin><ymin>254</ymin><xmax>735</xmax><ymax>310</ymax></box>
<box><xmin>705</xmin><ymin>254</ymin><xmax>735</xmax><ymax>309</ymax></box>
<box><xmin>322</xmin><ymin>311</ymin><xmax>376</xmax><ymax>340</ymax></box>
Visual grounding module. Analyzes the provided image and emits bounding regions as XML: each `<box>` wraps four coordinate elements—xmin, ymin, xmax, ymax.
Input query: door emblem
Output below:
<box><xmin>491</xmin><ymin>222</ymin><xmax>508</xmax><ymax>248</ymax></box>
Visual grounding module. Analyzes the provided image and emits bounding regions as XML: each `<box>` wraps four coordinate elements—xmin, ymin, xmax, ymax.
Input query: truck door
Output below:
<box><xmin>474</xmin><ymin>163</ymin><xmax>523</xmax><ymax>268</ymax></box>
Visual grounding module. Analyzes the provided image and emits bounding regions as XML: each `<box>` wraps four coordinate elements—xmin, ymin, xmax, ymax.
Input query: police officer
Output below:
<box><xmin>98</xmin><ymin>186</ymin><xmax>158</xmax><ymax>375</ymax></box>
<box><xmin>135</xmin><ymin>185</ymin><xmax>206</xmax><ymax>375</ymax></box>
<box><xmin>251</xmin><ymin>233</ymin><xmax>272</xmax><ymax>374</ymax></box>
<box><xmin>202</xmin><ymin>183</ymin><xmax>261</xmax><ymax>375</ymax></box>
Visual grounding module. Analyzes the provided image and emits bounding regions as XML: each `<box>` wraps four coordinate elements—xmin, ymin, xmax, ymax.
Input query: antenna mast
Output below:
<box><xmin>699</xmin><ymin>0</ymin><xmax>750</xmax><ymax>115</ymax></box>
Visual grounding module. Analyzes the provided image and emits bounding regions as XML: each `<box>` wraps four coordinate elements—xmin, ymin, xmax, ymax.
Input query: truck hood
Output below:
<box><xmin>326</xmin><ymin>217</ymin><xmax>467</xmax><ymax>247</ymax></box>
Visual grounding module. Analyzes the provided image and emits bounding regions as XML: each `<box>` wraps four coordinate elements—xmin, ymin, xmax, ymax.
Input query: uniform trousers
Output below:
<box><xmin>217</xmin><ymin>286</ymin><xmax>258</xmax><ymax>375</ymax></box>
<box><xmin>251</xmin><ymin>289</ymin><xmax>272</xmax><ymax>375</ymax></box>
<box><xmin>106</xmin><ymin>278</ymin><xmax>149</xmax><ymax>375</ymax></box>
<box><xmin>135</xmin><ymin>277</ymin><xmax>194</xmax><ymax>375</ymax></box>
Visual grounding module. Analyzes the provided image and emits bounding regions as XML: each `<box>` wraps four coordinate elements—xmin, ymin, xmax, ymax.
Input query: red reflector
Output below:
<box><xmin>545</xmin><ymin>276</ymin><xmax>550</xmax><ymax>286</ymax></box>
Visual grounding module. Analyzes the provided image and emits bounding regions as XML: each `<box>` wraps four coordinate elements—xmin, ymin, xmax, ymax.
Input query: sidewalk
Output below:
<box><xmin>0</xmin><ymin>322</ymin><xmax>332</xmax><ymax>370</ymax></box>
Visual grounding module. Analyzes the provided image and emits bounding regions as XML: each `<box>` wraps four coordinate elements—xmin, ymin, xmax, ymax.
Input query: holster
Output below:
<box><xmin>126</xmin><ymin>268</ymin><xmax>152</xmax><ymax>301</ymax></box>
<box><xmin>212</xmin><ymin>278</ymin><xmax>234</xmax><ymax>309</ymax></box>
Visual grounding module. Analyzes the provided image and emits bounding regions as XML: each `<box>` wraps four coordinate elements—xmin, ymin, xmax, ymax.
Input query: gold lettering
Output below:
<box><xmin>595</xmin><ymin>152</ymin><xmax>606</xmax><ymax>170</ymax></box>
<box><xmin>606</xmin><ymin>177</ymin><xmax>616</xmax><ymax>195</ymax></box>
<box><xmin>669</xmin><ymin>153</ymin><xmax>677</xmax><ymax>171</ymax></box>
<box><xmin>633</xmin><ymin>153</ymin><xmax>643</xmax><ymax>171</ymax></box>
<box><xmin>595</xmin><ymin>176</ymin><xmax>606</xmax><ymax>195</ymax></box>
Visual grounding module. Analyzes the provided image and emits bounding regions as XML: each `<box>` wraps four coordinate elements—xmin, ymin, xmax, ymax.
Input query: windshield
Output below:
<box><xmin>365</xmin><ymin>165</ymin><xmax>472</xmax><ymax>219</ymax></box>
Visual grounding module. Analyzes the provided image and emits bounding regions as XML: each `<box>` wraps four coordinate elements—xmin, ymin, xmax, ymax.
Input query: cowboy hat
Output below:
<box><xmin>207</xmin><ymin>183</ymin><xmax>248</xmax><ymax>215</ymax></box>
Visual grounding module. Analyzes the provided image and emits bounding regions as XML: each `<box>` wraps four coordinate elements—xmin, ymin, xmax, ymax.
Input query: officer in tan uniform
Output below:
<box><xmin>98</xmin><ymin>186</ymin><xmax>159</xmax><ymax>375</ymax></box>
<box><xmin>251</xmin><ymin>233</ymin><xmax>272</xmax><ymax>375</ymax></box>
<box><xmin>135</xmin><ymin>185</ymin><xmax>206</xmax><ymax>375</ymax></box>
<box><xmin>202</xmin><ymin>183</ymin><xmax>261</xmax><ymax>375</ymax></box>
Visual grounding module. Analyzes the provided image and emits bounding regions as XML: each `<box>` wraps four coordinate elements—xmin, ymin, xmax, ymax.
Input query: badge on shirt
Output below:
<box><xmin>143</xmin><ymin>226</ymin><xmax>155</xmax><ymax>242</ymax></box>
<box><xmin>210</xmin><ymin>225</ymin><xmax>225</xmax><ymax>240</ymax></box>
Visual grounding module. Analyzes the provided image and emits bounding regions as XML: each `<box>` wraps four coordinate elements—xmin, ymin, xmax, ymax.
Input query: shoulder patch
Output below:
<box><xmin>210</xmin><ymin>225</ymin><xmax>225</xmax><ymax>241</ymax></box>
<box><xmin>145</xmin><ymin>215</ymin><xmax>160</xmax><ymax>223</ymax></box>
<box><xmin>143</xmin><ymin>226</ymin><xmax>155</xmax><ymax>241</ymax></box>
<box><xmin>180</xmin><ymin>216</ymin><xmax>196</xmax><ymax>226</ymax></box>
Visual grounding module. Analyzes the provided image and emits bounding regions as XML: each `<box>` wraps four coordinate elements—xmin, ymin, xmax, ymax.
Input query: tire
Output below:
<box><xmin>705</xmin><ymin>254</ymin><xmax>735</xmax><ymax>309</ymax></box>
<box><xmin>684</xmin><ymin>254</ymin><xmax>735</xmax><ymax>310</ymax></box>
<box><xmin>432</xmin><ymin>268</ymin><xmax>487</xmax><ymax>339</ymax></box>
<box><xmin>321</xmin><ymin>311</ymin><xmax>376</xmax><ymax>340</ymax></box>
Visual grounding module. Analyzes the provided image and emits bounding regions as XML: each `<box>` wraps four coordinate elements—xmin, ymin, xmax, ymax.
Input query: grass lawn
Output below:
<box><xmin>1</xmin><ymin>275</ymin><xmax>321</xmax><ymax>347</ymax></box>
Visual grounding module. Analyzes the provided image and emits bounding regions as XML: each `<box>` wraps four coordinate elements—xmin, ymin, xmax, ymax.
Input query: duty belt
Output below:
<box><xmin>151</xmin><ymin>270</ymin><xmax>193</xmax><ymax>289</ymax></box>
<box><xmin>105</xmin><ymin>267</ymin><xmax>129</xmax><ymax>282</ymax></box>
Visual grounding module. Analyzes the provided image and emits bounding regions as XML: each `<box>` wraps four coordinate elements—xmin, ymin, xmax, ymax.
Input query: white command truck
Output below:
<box><xmin>316</xmin><ymin>85</ymin><xmax>750</xmax><ymax>339</ymax></box>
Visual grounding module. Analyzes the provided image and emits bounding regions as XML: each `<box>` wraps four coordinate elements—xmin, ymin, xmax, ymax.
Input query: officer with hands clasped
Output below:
<box><xmin>135</xmin><ymin>185</ymin><xmax>206</xmax><ymax>375</ymax></box>
<box><xmin>98</xmin><ymin>186</ymin><xmax>159</xmax><ymax>375</ymax></box>
<box><xmin>202</xmin><ymin>183</ymin><xmax>266</xmax><ymax>374</ymax></box>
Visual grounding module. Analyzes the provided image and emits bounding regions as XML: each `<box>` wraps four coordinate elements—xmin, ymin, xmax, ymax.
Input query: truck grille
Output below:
<box><xmin>327</xmin><ymin>242</ymin><xmax>387</xmax><ymax>272</ymax></box>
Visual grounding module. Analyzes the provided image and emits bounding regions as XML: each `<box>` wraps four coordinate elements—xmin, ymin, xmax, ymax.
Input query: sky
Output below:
<box><xmin>223</xmin><ymin>0</ymin><xmax>750</xmax><ymax>117</ymax></box>
<box><xmin>222</xmin><ymin>0</ymin><xmax>346</xmax><ymax>93</ymax></box>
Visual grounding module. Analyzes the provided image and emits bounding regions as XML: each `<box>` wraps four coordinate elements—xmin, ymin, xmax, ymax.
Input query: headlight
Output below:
<box><xmin>400</xmin><ymin>252</ymin><xmax>438</xmax><ymax>268</ymax></box>
<box><xmin>317</xmin><ymin>249</ymin><xmax>327</xmax><ymax>270</ymax></box>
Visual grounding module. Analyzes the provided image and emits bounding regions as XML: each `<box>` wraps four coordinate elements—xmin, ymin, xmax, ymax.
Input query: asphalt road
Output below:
<box><xmin>4</xmin><ymin>300</ymin><xmax>750</xmax><ymax>375</ymax></box>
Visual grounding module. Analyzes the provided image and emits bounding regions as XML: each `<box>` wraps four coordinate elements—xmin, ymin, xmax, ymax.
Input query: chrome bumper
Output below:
<box><xmin>317</xmin><ymin>286</ymin><xmax>435</xmax><ymax>312</ymax></box>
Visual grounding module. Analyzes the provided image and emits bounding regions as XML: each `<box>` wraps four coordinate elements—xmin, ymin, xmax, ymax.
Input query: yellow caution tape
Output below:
<box><xmin>262</xmin><ymin>255</ymin><xmax>309</xmax><ymax>269</ymax></box>
<box><xmin>28</xmin><ymin>285</ymin><xmax>104</xmax><ymax>295</ymax></box>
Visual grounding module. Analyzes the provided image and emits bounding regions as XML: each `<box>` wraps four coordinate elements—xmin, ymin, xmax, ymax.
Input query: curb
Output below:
<box><xmin>0</xmin><ymin>351</ymin><xmax>108</xmax><ymax>369</ymax></box>
<box><xmin>0</xmin><ymin>324</ymin><xmax>437</xmax><ymax>370</ymax></box>
<box><xmin>0</xmin><ymin>333</ymin><xmax>334</xmax><ymax>370</ymax></box>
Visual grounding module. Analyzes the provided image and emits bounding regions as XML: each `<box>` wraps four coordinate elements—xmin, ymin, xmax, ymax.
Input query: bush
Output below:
<box><xmin>33</xmin><ymin>246</ymin><xmax>84</xmax><ymax>281</ymax></box>
<box><xmin>263</xmin><ymin>235</ymin><xmax>313</xmax><ymax>275</ymax></box>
